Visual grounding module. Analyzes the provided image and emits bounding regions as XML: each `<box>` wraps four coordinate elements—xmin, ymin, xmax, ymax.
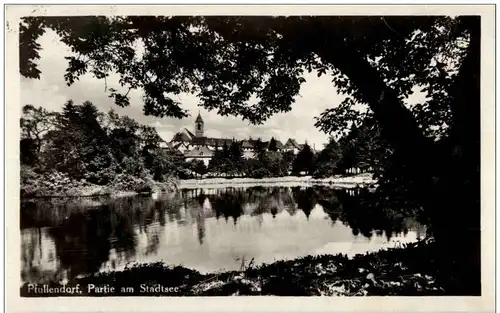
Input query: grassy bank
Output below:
<box><xmin>21</xmin><ymin>169</ymin><xmax>178</xmax><ymax>198</ymax></box>
<box><xmin>180</xmin><ymin>173</ymin><xmax>375</xmax><ymax>189</ymax></box>
<box><xmin>21</xmin><ymin>238</ymin><xmax>461</xmax><ymax>297</ymax></box>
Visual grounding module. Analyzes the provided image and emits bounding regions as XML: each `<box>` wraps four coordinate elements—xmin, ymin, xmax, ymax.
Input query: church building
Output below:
<box><xmin>169</xmin><ymin>113</ymin><xmax>308</xmax><ymax>166</ymax></box>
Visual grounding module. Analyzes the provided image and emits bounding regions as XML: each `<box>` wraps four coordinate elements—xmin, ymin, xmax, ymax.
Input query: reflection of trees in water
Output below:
<box><xmin>314</xmin><ymin>187</ymin><xmax>342</xmax><ymax>224</ymax></box>
<box><xmin>22</xmin><ymin>194</ymin><xmax>184</xmax><ymax>280</ymax></box>
<box><xmin>21</xmin><ymin>199</ymin><xmax>96</xmax><ymax>229</ymax></box>
<box><xmin>21</xmin><ymin>228</ymin><xmax>62</xmax><ymax>283</ymax></box>
<box><xmin>246</xmin><ymin>187</ymin><xmax>294</xmax><ymax>218</ymax></box>
<box><xmin>21</xmin><ymin>229</ymin><xmax>39</xmax><ymax>268</ymax></box>
<box><xmin>291</xmin><ymin>187</ymin><xmax>317</xmax><ymax>219</ymax></box>
<box><xmin>46</xmin><ymin>206</ymin><xmax>116</xmax><ymax>279</ymax></box>
<box><xmin>254</xmin><ymin>195</ymin><xmax>280</xmax><ymax>218</ymax></box>
<box><xmin>315</xmin><ymin>187</ymin><xmax>424</xmax><ymax>241</ymax></box>
<box><xmin>144</xmin><ymin>231</ymin><xmax>161</xmax><ymax>256</ymax></box>
<box><xmin>180</xmin><ymin>191</ymin><xmax>207</xmax><ymax>245</ymax></box>
<box><xmin>22</xmin><ymin>194</ymin><xmax>183</xmax><ymax>230</ymax></box>
<box><xmin>281</xmin><ymin>188</ymin><xmax>297</xmax><ymax>214</ymax></box>
<box><xmin>210</xmin><ymin>193</ymin><xmax>244</xmax><ymax>224</ymax></box>
<box><xmin>196</xmin><ymin>210</ymin><xmax>206</xmax><ymax>245</ymax></box>
<box><xmin>179</xmin><ymin>186</ymin><xmax>421</xmax><ymax>242</ymax></box>
<box><xmin>21</xmin><ymin>185</ymin><xmax>425</xmax><ymax>281</ymax></box>
<box><xmin>155</xmin><ymin>201</ymin><xmax>166</xmax><ymax>226</ymax></box>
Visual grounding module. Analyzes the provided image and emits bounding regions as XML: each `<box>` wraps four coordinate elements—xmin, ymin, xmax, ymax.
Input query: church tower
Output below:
<box><xmin>195</xmin><ymin>112</ymin><xmax>204</xmax><ymax>137</ymax></box>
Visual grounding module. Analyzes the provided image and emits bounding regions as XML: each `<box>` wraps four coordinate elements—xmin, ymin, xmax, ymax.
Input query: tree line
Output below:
<box><xmin>182</xmin><ymin>125</ymin><xmax>383</xmax><ymax>179</ymax></box>
<box><xmin>21</xmin><ymin>101</ymin><xmax>383</xmax><ymax>185</ymax></box>
<box><xmin>20</xmin><ymin>101</ymin><xmax>187</xmax><ymax>194</ymax></box>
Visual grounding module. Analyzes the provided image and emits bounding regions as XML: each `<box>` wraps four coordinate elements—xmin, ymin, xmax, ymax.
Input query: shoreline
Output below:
<box><xmin>22</xmin><ymin>173</ymin><xmax>375</xmax><ymax>199</ymax></box>
<box><xmin>179</xmin><ymin>173</ymin><xmax>376</xmax><ymax>189</ymax></box>
<box><xmin>22</xmin><ymin>190</ymin><xmax>152</xmax><ymax>200</ymax></box>
<box><xmin>21</xmin><ymin>178</ymin><xmax>178</xmax><ymax>200</ymax></box>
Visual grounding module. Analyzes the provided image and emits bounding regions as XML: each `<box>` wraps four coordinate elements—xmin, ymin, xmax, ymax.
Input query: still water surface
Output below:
<box><xmin>21</xmin><ymin>186</ymin><xmax>425</xmax><ymax>283</ymax></box>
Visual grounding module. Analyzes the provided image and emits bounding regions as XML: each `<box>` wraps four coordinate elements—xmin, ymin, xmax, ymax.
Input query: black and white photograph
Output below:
<box><xmin>5</xmin><ymin>4</ymin><xmax>495</xmax><ymax>311</ymax></box>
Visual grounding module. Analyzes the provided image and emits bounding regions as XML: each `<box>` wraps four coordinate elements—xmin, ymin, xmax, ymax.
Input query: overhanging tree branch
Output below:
<box><xmin>312</xmin><ymin>37</ymin><xmax>433</xmax><ymax>158</ymax></box>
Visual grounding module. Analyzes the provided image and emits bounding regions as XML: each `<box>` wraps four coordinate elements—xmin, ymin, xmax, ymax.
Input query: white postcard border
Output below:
<box><xmin>5</xmin><ymin>4</ymin><xmax>496</xmax><ymax>313</ymax></box>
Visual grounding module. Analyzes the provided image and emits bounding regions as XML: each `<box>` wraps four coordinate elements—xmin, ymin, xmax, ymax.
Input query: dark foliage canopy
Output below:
<box><xmin>20</xmin><ymin>16</ymin><xmax>472</xmax><ymax>138</ymax></box>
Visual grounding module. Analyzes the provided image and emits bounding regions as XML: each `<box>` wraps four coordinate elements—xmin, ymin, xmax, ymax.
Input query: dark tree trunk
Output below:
<box><xmin>313</xmin><ymin>37</ymin><xmax>437</xmax><ymax>199</ymax></box>
<box><xmin>430</xmin><ymin>16</ymin><xmax>481</xmax><ymax>294</ymax></box>
<box><xmin>313</xmin><ymin>17</ymin><xmax>481</xmax><ymax>294</ymax></box>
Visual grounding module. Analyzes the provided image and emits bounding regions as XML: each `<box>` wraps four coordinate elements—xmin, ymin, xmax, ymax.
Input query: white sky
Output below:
<box><xmin>20</xmin><ymin>29</ymin><xmax>427</xmax><ymax>149</ymax></box>
<box><xmin>19</xmin><ymin>30</ymin><xmax>348</xmax><ymax>149</ymax></box>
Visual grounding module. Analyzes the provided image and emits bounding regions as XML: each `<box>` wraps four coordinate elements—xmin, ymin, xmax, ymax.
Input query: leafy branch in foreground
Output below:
<box><xmin>21</xmin><ymin>16</ymin><xmax>468</xmax><ymax>135</ymax></box>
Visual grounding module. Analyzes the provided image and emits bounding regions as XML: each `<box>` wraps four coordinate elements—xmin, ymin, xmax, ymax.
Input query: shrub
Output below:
<box><xmin>21</xmin><ymin>170</ymin><xmax>89</xmax><ymax>197</ymax></box>
<box><xmin>20</xmin><ymin>166</ymin><xmax>39</xmax><ymax>184</ymax></box>
<box><xmin>110</xmin><ymin>174</ymin><xmax>153</xmax><ymax>193</ymax></box>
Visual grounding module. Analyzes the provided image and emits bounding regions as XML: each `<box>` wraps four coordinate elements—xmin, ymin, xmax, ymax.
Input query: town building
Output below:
<box><xmin>169</xmin><ymin>113</ymin><xmax>309</xmax><ymax>165</ymax></box>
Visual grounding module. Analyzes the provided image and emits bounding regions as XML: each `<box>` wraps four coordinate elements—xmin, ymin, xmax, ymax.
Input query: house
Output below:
<box><xmin>169</xmin><ymin>113</ymin><xmax>308</xmax><ymax>163</ymax></box>
<box><xmin>184</xmin><ymin>146</ymin><xmax>213</xmax><ymax>166</ymax></box>
<box><xmin>284</xmin><ymin>138</ymin><xmax>302</xmax><ymax>154</ymax></box>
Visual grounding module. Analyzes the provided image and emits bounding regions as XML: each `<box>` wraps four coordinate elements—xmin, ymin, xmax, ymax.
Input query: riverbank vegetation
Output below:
<box><xmin>20</xmin><ymin>103</ymin><xmax>182</xmax><ymax>198</ymax></box>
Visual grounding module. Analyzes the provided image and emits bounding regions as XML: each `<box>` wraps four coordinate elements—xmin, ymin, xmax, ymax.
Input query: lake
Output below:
<box><xmin>21</xmin><ymin>185</ymin><xmax>426</xmax><ymax>284</ymax></box>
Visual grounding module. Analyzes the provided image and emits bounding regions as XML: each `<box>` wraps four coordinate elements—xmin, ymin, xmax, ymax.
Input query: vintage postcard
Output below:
<box><xmin>5</xmin><ymin>4</ymin><xmax>495</xmax><ymax>313</ymax></box>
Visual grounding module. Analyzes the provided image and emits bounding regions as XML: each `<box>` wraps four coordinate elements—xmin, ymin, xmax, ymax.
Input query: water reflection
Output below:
<box><xmin>21</xmin><ymin>186</ymin><xmax>426</xmax><ymax>283</ymax></box>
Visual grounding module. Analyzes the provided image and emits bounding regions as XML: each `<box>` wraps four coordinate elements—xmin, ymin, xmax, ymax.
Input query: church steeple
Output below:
<box><xmin>195</xmin><ymin>111</ymin><xmax>204</xmax><ymax>137</ymax></box>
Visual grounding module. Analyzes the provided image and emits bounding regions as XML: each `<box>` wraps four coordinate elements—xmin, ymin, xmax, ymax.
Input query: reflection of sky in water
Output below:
<box><xmin>21</xmin><ymin>187</ymin><xmax>426</xmax><ymax>282</ymax></box>
<box><xmin>107</xmin><ymin>204</ymin><xmax>420</xmax><ymax>274</ymax></box>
